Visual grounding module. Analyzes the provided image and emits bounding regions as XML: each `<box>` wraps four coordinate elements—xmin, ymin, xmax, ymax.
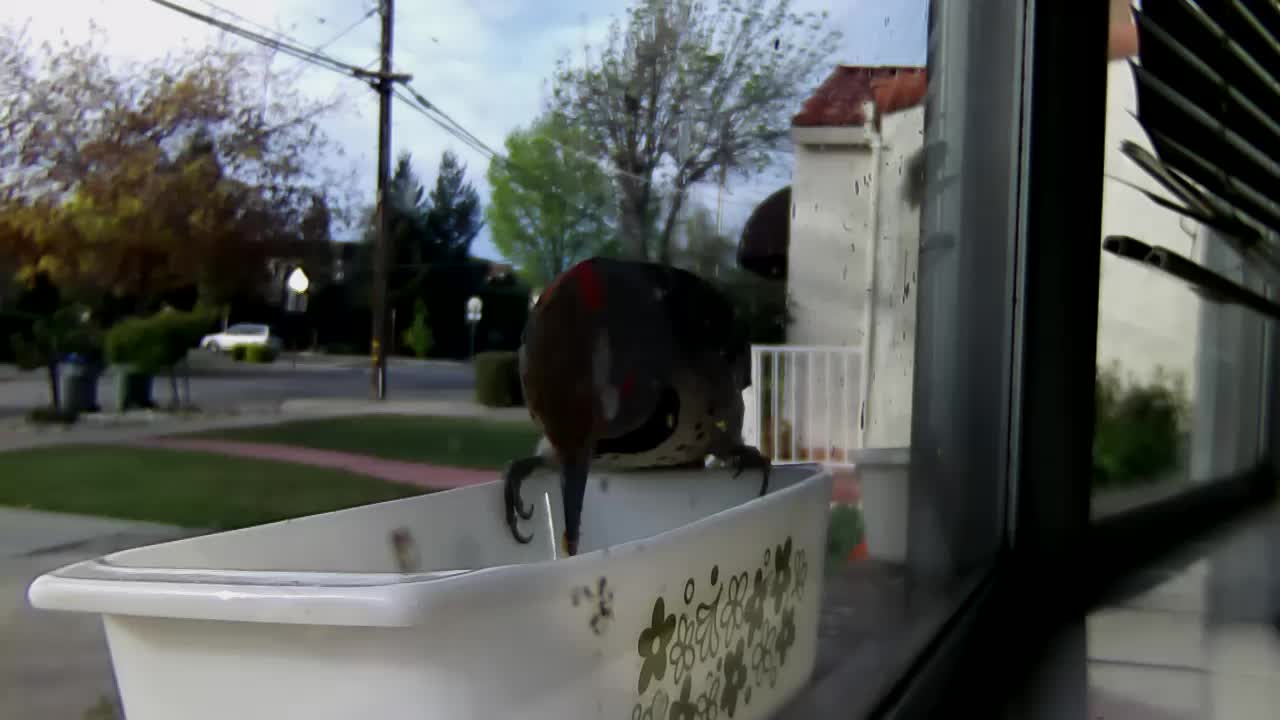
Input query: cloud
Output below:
<box><xmin>2</xmin><ymin>0</ymin><xmax>928</xmax><ymax>258</ymax></box>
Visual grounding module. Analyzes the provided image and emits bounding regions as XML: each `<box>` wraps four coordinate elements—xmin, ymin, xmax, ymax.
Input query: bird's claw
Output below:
<box><xmin>503</xmin><ymin>456</ymin><xmax>544</xmax><ymax>544</ymax></box>
<box><xmin>726</xmin><ymin>444</ymin><xmax>771</xmax><ymax>496</ymax></box>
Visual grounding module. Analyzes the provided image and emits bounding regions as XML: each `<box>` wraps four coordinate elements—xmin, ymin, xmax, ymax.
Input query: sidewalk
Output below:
<box><xmin>280</xmin><ymin>396</ymin><xmax>531</xmax><ymax>422</ymax></box>
<box><xmin>0</xmin><ymin>396</ymin><xmax>528</xmax><ymax>453</ymax></box>
<box><xmin>137</xmin><ymin>435</ymin><xmax>861</xmax><ymax>504</ymax></box>
<box><xmin>136</xmin><ymin>437</ymin><xmax>499</xmax><ymax>490</ymax></box>
<box><xmin>1</xmin><ymin>508</ymin><xmax>198</xmax><ymax>720</ymax></box>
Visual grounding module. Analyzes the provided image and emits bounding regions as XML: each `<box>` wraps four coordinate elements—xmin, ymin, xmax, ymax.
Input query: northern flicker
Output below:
<box><xmin>503</xmin><ymin>257</ymin><xmax>770</xmax><ymax>556</ymax></box>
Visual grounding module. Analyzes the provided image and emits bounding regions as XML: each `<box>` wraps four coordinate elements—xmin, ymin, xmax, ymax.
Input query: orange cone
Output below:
<box><xmin>848</xmin><ymin>540</ymin><xmax>870</xmax><ymax>562</ymax></box>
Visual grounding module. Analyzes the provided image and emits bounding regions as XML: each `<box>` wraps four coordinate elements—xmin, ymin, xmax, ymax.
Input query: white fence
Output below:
<box><xmin>743</xmin><ymin>345</ymin><xmax>866</xmax><ymax>467</ymax></box>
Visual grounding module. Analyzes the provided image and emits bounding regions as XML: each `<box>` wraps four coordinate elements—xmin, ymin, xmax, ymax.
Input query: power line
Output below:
<box><xmin>312</xmin><ymin>7</ymin><xmax>379</xmax><ymax>55</ymax></box>
<box><xmin>393</xmin><ymin>85</ymin><xmax>780</xmax><ymax>224</ymax></box>
<box><xmin>195</xmin><ymin>0</ymin><xmax>297</xmax><ymax>42</ymax></box>
<box><xmin>281</xmin><ymin>6</ymin><xmax>378</xmax><ymax>75</ymax></box>
<box><xmin>398</xmin><ymin>85</ymin><xmax>501</xmax><ymax>158</ymax></box>
<box><xmin>158</xmin><ymin>0</ymin><xmax>779</xmax><ymax>214</ymax></box>
<box><xmin>147</xmin><ymin>0</ymin><xmax>379</xmax><ymax>82</ymax></box>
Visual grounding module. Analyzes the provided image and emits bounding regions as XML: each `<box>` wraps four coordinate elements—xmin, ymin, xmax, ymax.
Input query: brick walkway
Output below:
<box><xmin>133</xmin><ymin>438</ymin><xmax>498</xmax><ymax>490</ymax></box>
<box><xmin>133</xmin><ymin>437</ymin><xmax>862</xmax><ymax>502</ymax></box>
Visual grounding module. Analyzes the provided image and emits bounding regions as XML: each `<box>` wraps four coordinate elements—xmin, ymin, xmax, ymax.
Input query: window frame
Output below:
<box><xmin>874</xmin><ymin>1</ymin><xmax>1280</xmax><ymax>716</ymax></box>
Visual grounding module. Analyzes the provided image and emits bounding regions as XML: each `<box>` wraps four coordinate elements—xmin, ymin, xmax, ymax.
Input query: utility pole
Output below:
<box><xmin>371</xmin><ymin>0</ymin><xmax>395</xmax><ymax>400</ymax></box>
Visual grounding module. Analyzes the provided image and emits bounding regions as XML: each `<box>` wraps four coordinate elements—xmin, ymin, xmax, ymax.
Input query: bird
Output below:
<box><xmin>502</xmin><ymin>256</ymin><xmax>771</xmax><ymax>556</ymax></box>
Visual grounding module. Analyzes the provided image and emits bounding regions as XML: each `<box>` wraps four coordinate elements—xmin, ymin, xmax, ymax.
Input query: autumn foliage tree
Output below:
<box><xmin>0</xmin><ymin>21</ymin><xmax>351</xmax><ymax>312</ymax></box>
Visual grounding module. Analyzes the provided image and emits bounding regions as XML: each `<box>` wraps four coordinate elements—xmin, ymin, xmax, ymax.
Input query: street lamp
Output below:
<box><xmin>286</xmin><ymin>267</ymin><xmax>310</xmax><ymax>295</ymax></box>
<box><xmin>285</xmin><ymin>267</ymin><xmax>311</xmax><ymax>360</ymax></box>
<box><xmin>465</xmin><ymin>296</ymin><xmax>483</xmax><ymax>359</ymax></box>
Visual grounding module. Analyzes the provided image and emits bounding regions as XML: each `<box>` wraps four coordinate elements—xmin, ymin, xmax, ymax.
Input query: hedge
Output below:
<box><xmin>474</xmin><ymin>351</ymin><xmax>523</xmax><ymax>408</ymax></box>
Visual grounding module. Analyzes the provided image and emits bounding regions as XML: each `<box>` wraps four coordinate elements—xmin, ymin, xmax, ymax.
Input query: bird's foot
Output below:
<box><xmin>503</xmin><ymin>456</ymin><xmax>545</xmax><ymax>544</ymax></box>
<box><xmin>722</xmin><ymin>444</ymin><xmax>772</xmax><ymax>497</ymax></box>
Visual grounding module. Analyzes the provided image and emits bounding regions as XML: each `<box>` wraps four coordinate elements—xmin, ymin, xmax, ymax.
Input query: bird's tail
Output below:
<box><xmin>561</xmin><ymin>460</ymin><xmax>590</xmax><ymax>556</ymax></box>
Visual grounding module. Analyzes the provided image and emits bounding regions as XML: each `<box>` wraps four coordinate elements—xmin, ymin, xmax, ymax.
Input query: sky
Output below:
<box><xmin>2</xmin><ymin>0</ymin><xmax>928</xmax><ymax>261</ymax></box>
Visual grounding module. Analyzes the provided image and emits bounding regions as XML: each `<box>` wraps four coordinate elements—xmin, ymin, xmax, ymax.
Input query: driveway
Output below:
<box><xmin>0</xmin><ymin>508</ymin><xmax>200</xmax><ymax>719</ymax></box>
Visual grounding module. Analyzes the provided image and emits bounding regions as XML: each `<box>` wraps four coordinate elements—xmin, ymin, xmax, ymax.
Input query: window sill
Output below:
<box><xmin>774</xmin><ymin>560</ymin><xmax>986</xmax><ymax>718</ymax></box>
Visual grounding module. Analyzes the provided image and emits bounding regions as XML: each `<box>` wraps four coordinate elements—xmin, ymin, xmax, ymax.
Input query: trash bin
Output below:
<box><xmin>112</xmin><ymin>364</ymin><xmax>154</xmax><ymax>412</ymax></box>
<box><xmin>29</xmin><ymin>466</ymin><xmax>833</xmax><ymax>720</ymax></box>
<box><xmin>57</xmin><ymin>353</ymin><xmax>101</xmax><ymax>414</ymax></box>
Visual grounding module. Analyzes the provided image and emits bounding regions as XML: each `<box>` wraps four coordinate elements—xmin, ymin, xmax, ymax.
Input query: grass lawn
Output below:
<box><xmin>0</xmin><ymin>446</ymin><xmax>428</xmax><ymax>530</ymax></box>
<box><xmin>199</xmin><ymin>414</ymin><xmax>541</xmax><ymax>470</ymax></box>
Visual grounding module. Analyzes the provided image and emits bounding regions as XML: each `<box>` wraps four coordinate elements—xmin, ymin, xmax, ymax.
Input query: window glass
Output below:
<box><xmin>1091</xmin><ymin>0</ymin><xmax>1273</xmax><ymax>515</ymax></box>
<box><xmin>0</xmin><ymin>1</ymin><xmax>1029</xmax><ymax>718</ymax></box>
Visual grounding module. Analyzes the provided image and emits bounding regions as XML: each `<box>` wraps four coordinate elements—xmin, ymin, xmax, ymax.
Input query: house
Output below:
<box><xmin>738</xmin><ymin>65</ymin><xmax>928</xmax><ymax>459</ymax></box>
<box><xmin>741</xmin><ymin>5</ymin><xmax>1209</xmax><ymax>461</ymax></box>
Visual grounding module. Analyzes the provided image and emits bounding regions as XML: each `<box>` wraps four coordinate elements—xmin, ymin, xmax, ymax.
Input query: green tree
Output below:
<box><xmin>550</xmin><ymin>0</ymin><xmax>840</xmax><ymax>263</ymax></box>
<box><xmin>357</xmin><ymin>150</ymin><xmax>482</xmax><ymax>305</ymax></box>
<box><xmin>424</xmin><ymin>150</ymin><xmax>484</xmax><ymax>261</ymax></box>
<box><xmin>675</xmin><ymin>203</ymin><xmax>737</xmax><ymax>279</ymax></box>
<box><xmin>672</xmin><ymin>203</ymin><xmax>790</xmax><ymax>344</ymax></box>
<box><xmin>10</xmin><ymin>300</ymin><xmax>98</xmax><ymax>411</ymax></box>
<box><xmin>384</xmin><ymin>152</ymin><xmax>432</xmax><ymax>303</ymax></box>
<box><xmin>401</xmin><ymin>298</ymin><xmax>434</xmax><ymax>358</ymax></box>
<box><xmin>487</xmin><ymin>113</ymin><xmax>619</xmax><ymax>288</ymax></box>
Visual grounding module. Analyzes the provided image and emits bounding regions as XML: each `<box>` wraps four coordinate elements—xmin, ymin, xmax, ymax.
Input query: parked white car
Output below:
<box><xmin>199</xmin><ymin>323</ymin><xmax>284</xmax><ymax>353</ymax></box>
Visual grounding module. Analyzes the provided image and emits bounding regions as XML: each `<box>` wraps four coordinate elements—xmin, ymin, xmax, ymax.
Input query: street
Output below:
<box><xmin>0</xmin><ymin>354</ymin><xmax>477</xmax><ymax>419</ymax></box>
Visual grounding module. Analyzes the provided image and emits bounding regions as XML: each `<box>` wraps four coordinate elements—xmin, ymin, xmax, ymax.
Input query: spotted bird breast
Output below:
<box><xmin>591</xmin><ymin>368</ymin><xmax>724</xmax><ymax>470</ymax></box>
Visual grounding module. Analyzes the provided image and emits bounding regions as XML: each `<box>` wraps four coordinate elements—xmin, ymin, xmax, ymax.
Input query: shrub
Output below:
<box><xmin>1092</xmin><ymin>363</ymin><xmax>1189</xmax><ymax>489</ymax></box>
<box><xmin>105</xmin><ymin>309</ymin><xmax>217</xmax><ymax>411</ymax></box>
<box><xmin>826</xmin><ymin>504</ymin><xmax>866</xmax><ymax>570</ymax></box>
<box><xmin>231</xmin><ymin>345</ymin><xmax>248</xmax><ymax>362</ymax></box>
<box><xmin>474</xmin><ymin>351</ymin><xmax>523</xmax><ymax>407</ymax></box>
<box><xmin>402</xmin><ymin>299</ymin><xmax>433</xmax><ymax>358</ymax></box>
<box><xmin>244</xmin><ymin>344</ymin><xmax>277</xmax><ymax>364</ymax></box>
<box><xmin>105</xmin><ymin>309</ymin><xmax>215</xmax><ymax>373</ymax></box>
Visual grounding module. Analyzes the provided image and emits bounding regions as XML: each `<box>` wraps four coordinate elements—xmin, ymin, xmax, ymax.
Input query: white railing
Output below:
<box><xmin>743</xmin><ymin>345</ymin><xmax>866</xmax><ymax>467</ymax></box>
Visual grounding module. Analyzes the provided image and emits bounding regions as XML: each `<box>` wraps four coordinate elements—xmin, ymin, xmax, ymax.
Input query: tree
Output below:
<box><xmin>357</xmin><ymin>150</ymin><xmax>483</xmax><ymax>302</ymax></box>
<box><xmin>0</xmin><ymin>22</ymin><xmax>351</xmax><ymax>312</ymax></box>
<box><xmin>550</xmin><ymin>0</ymin><xmax>840</xmax><ymax>263</ymax></box>
<box><xmin>670</xmin><ymin>203</ymin><xmax>790</xmax><ymax>344</ymax></box>
<box><xmin>384</xmin><ymin>151</ymin><xmax>432</xmax><ymax>302</ymax></box>
<box><xmin>675</xmin><ymin>203</ymin><xmax>737</xmax><ymax>279</ymax></box>
<box><xmin>401</xmin><ymin>298</ymin><xmax>434</xmax><ymax>358</ymax></box>
<box><xmin>424</xmin><ymin>150</ymin><xmax>484</xmax><ymax>261</ymax></box>
<box><xmin>487</xmin><ymin>113</ymin><xmax>620</xmax><ymax>288</ymax></box>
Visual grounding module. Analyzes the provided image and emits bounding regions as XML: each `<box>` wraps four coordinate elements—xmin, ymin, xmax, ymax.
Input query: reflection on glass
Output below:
<box><xmin>1093</xmin><ymin>0</ymin><xmax>1271</xmax><ymax>506</ymax></box>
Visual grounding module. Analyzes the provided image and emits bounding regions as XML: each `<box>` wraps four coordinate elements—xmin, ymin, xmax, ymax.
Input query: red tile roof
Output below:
<box><xmin>792</xmin><ymin>66</ymin><xmax>927</xmax><ymax>128</ymax></box>
<box><xmin>1108</xmin><ymin>0</ymin><xmax>1139</xmax><ymax>59</ymax></box>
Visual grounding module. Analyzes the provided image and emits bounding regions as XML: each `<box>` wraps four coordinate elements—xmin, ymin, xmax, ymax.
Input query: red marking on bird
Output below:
<box><xmin>570</xmin><ymin>262</ymin><xmax>605</xmax><ymax>311</ymax></box>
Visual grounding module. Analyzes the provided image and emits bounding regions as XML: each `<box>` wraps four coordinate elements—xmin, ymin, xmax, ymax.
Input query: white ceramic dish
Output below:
<box><xmin>29</xmin><ymin>464</ymin><xmax>832</xmax><ymax>720</ymax></box>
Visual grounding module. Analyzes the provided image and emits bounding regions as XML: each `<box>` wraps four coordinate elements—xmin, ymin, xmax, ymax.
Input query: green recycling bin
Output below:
<box><xmin>112</xmin><ymin>365</ymin><xmax>155</xmax><ymax>412</ymax></box>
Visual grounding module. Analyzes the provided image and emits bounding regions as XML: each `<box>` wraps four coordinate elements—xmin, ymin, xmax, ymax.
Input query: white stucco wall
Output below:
<box><xmin>783</xmin><ymin>124</ymin><xmax>872</xmax><ymax>455</ymax></box>
<box><xmin>865</xmin><ymin>106</ymin><xmax>924</xmax><ymax>448</ymax></box>
<box><xmin>786</xmin><ymin>125</ymin><xmax>875</xmax><ymax>349</ymax></box>
<box><xmin>1096</xmin><ymin>59</ymin><xmax>1200</xmax><ymax>394</ymax></box>
<box><xmin>785</xmin><ymin>105</ymin><xmax>922</xmax><ymax>450</ymax></box>
<box><xmin>778</xmin><ymin>60</ymin><xmax>1206</xmax><ymax>453</ymax></box>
